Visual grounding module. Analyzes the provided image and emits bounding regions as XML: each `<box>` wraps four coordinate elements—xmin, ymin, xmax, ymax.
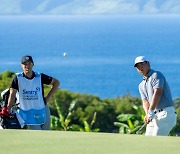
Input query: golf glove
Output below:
<box><xmin>147</xmin><ymin>110</ymin><xmax>155</xmax><ymax>119</ymax></box>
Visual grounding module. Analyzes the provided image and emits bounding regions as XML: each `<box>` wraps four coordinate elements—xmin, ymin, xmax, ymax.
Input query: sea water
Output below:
<box><xmin>0</xmin><ymin>15</ymin><xmax>180</xmax><ymax>99</ymax></box>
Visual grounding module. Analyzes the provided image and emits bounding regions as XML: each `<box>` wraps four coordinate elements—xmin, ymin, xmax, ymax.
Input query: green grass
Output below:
<box><xmin>0</xmin><ymin>130</ymin><xmax>179</xmax><ymax>154</ymax></box>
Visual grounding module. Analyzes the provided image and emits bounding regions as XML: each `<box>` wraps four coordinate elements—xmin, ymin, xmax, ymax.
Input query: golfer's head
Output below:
<box><xmin>134</xmin><ymin>56</ymin><xmax>150</xmax><ymax>76</ymax></box>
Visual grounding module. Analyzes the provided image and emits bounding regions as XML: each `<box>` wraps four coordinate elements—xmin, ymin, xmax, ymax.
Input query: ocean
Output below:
<box><xmin>0</xmin><ymin>15</ymin><xmax>180</xmax><ymax>99</ymax></box>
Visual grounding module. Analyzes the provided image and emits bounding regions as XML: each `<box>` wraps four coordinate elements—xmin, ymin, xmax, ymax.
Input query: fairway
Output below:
<box><xmin>0</xmin><ymin>130</ymin><xmax>179</xmax><ymax>154</ymax></box>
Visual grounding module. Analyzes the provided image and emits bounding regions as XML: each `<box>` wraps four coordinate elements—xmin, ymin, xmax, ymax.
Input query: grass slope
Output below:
<box><xmin>0</xmin><ymin>130</ymin><xmax>179</xmax><ymax>154</ymax></box>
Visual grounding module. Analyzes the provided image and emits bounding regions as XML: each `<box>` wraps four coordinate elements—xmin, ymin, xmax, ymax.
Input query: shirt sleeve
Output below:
<box><xmin>41</xmin><ymin>73</ymin><xmax>53</xmax><ymax>85</ymax></box>
<box><xmin>151</xmin><ymin>71</ymin><xmax>164</xmax><ymax>89</ymax></box>
<box><xmin>10</xmin><ymin>74</ymin><xmax>19</xmax><ymax>90</ymax></box>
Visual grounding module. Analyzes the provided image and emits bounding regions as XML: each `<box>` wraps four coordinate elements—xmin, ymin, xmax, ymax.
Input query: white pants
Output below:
<box><xmin>145</xmin><ymin>106</ymin><xmax>177</xmax><ymax>136</ymax></box>
<box><xmin>27</xmin><ymin>105</ymin><xmax>51</xmax><ymax>130</ymax></box>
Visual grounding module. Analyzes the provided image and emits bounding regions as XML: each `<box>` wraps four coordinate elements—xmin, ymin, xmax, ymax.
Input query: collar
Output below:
<box><xmin>22</xmin><ymin>71</ymin><xmax>36</xmax><ymax>79</ymax></box>
<box><xmin>143</xmin><ymin>69</ymin><xmax>154</xmax><ymax>80</ymax></box>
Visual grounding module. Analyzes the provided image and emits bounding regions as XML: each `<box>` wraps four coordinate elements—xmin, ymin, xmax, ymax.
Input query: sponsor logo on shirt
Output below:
<box><xmin>23</xmin><ymin>87</ymin><xmax>40</xmax><ymax>100</ymax></box>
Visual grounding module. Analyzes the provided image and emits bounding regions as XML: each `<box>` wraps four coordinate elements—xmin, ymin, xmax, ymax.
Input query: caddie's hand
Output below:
<box><xmin>0</xmin><ymin>106</ymin><xmax>10</xmax><ymax>118</ymax></box>
<box><xmin>45</xmin><ymin>96</ymin><xmax>50</xmax><ymax>103</ymax></box>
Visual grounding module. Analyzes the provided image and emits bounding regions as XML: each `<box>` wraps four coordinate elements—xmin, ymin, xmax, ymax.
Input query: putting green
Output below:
<box><xmin>0</xmin><ymin>130</ymin><xmax>179</xmax><ymax>154</ymax></box>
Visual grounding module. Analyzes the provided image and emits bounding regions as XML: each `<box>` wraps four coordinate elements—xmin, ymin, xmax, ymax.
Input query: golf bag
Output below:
<box><xmin>0</xmin><ymin>110</ymin><xmax>21</xmax><ymax>129</ymax></box>
<box><xmin>0</xmin><ymin>89</ymin><xmax>21</xmax><ymax>129</ymax></box>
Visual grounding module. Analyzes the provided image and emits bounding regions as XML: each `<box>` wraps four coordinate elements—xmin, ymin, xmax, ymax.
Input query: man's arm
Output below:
<box><xmin>149</xmin><ymin>88</ymin><xmax>163</xmax><ymax>111</ymax></box>
<box><xmin>149</xmin><ymin>72</ymin><xmax>164</xmax><ymax>111</ymax></box>
<box><xmin>143</xmin><ymin>99</ymin><xmax>150</xmax><ymax>115</ymax></box>
<box><xmin>45</xmin><ymin>77</ymin><xmax>60</xmax><ymax>103</ymax></box>
<box><xmin>7</xmin><ymin>88</ymin><xmax>17</xmax><ymax>111</ymax></box>
<box><xmin>146</xmin><ymin>88</ymin><xmax>163</xmax><ymax>122</ymax></box>
<box><xmin>143</xmin><ymin>99</ymin><xmax>150</xmax><ymax>124</ymax></box>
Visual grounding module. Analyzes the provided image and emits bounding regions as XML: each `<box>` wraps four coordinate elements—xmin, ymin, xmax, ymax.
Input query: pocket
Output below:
<box><xmin>34</xmin><ymin>111</ymin><xmax>46</xmax><ymax>124</ymax></box>
<box><xmin>19</xmin><ymin>108</ymin><xmax>46</xmax><ymax>125</ymax></box>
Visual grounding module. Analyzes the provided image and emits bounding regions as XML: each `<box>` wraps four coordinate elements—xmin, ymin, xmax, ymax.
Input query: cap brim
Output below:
<box><xmin>134</xmin><ymin>64</ymin><xmax>137</xmax><ymax>67</ymax></box>
<box><xmin>21</xmin><ymin>60</ymin><xmax>33</xmax><ymax>64</ymax></box>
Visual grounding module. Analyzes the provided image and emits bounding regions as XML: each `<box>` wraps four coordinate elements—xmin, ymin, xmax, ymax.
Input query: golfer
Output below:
<box><xmin>7</xmin><ymin>55</ymin><xmax>60</xmax><ymax>130</ymax></box>
<box><xmin>134</xmin><ymin>56</ymin><xmax>177</xmax><ymax>136</ymax></box>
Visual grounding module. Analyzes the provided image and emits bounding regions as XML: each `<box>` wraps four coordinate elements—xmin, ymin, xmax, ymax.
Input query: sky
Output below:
<box><xmin>0</xmin><ymin>0</ymin><xmax>180</xmax><ymax>15</ymax></box>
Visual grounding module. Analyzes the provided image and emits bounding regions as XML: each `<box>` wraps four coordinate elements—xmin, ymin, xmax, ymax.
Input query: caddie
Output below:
<box><xmin>6</xmin><ymin>55</ymin><xmax>60</xmax><ymax>130</ymax></box>
<box><xmin>134</xmin><ymin>56</ymin><xmax>177</xmax><ymax>136</ymax></box>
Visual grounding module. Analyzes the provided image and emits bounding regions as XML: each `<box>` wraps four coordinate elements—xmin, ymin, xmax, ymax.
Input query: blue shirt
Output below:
<box><xmin>139</xmin><ymin>69</ymin><xmax>174</xmax><ymax>110</ymax></box>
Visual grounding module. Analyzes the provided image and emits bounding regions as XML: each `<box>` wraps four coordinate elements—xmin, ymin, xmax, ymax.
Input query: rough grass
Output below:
<box><xmin>0</xmin><ymin>130</ymin><xmax>179</xmax><ymax>154</ymax></box>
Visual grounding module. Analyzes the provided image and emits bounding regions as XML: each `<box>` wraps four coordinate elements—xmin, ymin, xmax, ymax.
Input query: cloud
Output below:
<box><xmin>0</xmin><ymin>0</ymin><xmax>21</xmax><ymax>14</ymax></box>
<box><xmin>30</xmin><ymin>0</ymin><xmax>50</xmax><ymax>14</ymax></box>
<box><xmin>0</xmin><ymin>0</ymin><xmax>180</xmax><ymax>15</ymax></box>
<box><xmin>48</xmin><ymin>0</ymin><xmax>139</xmax><ymax>15</ymax></box>
<box><xmin>160</xmin><ymin>0</ymin><xmax>180</xmax><ymax>13</ymax></box>
<box><xmin>89</xmin><ymin>0</ymin><xmax>139</xmax><ymax>14</ymax></box>
<box><xmin>143</xmin><ymin>0</ymin><xmax>159</xmax><ymax>14</ymax></box>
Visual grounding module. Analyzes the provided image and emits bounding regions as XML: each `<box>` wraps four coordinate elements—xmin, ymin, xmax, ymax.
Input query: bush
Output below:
<box><xmin>0</xmin><ymin>71</ymin><xmax>179</xmax><ymax>135</ymax></box>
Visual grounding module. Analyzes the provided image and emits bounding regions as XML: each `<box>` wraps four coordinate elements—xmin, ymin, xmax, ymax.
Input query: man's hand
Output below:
<box><xmin>148</xmin><ymin>110</ymin><xmax>155</xmax><ymax>118</ymax></box>
<box><xmin>145</xmin><ymin>110</ymin><xmax>156</xmax><ymax>123</ymax></box>
<box><xmin>144</xmin><ymin>115</ymin><xmax>151</xmax><ymax>124</ymax></box>
<box><xmin>0</xmin><ymin>107</ymin><xmax>10</xmax><ymax>118</ymax></box>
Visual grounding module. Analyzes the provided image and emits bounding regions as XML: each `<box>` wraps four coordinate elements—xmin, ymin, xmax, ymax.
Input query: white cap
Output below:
<box><xmin>134</xmin><ymin>56</ymin><xmax>148</xmax><ymax>67</ymax></box>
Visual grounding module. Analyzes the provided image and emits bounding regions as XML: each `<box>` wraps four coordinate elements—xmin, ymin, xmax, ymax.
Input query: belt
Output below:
<box><xmin>154</xmin><ymin>109</ymin><xmax>163</xmax><ymax>114</ymax></box>
<box><xmin>154</xmin><ymin>108</ymin><xmax>177</xmax><ymax>114</ymax></box>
